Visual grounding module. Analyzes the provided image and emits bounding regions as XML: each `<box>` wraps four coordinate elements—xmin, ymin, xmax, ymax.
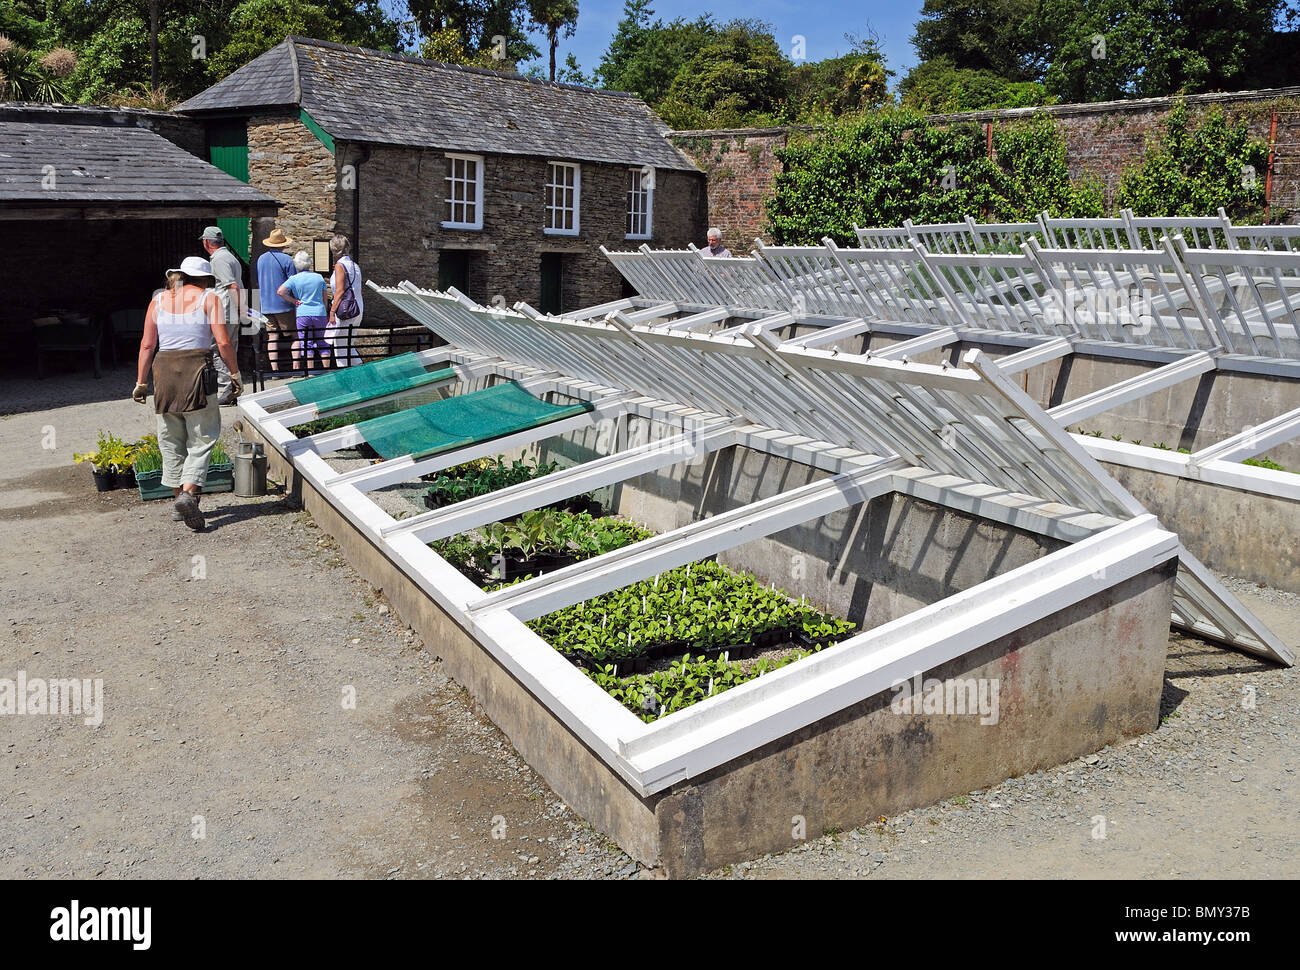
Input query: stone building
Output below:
<box><xmin>176</xmin><ymin>36</ymin><xmax>707</xmax><ymax>325</ymax></box>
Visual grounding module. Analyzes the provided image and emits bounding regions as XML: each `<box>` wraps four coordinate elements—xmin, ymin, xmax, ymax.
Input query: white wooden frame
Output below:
<box><xmin>240</xmin><ymin>283</ymin><xmax>1295</xmax><ymax>800</ymax></box>
<box><xmin>544</xmin><ymin>160</ymin><xmax>580</xmax><ymax>236</ymax></box>
<box><xmin>443</xmin><ymin>152</ymin><xmax>484</xmax><ymax>231</ymax></box>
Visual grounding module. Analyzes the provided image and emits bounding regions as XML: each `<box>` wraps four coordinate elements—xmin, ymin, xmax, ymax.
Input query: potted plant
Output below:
<box><xmin>73</xmin><ymin>430</ymin><xmax>135</xmax><ymax>491</ymax></box>
<box><xmin>205</xmin><ymin>440</ymin><xmax>234</xmax><ymax>493</ymax></box>
<box><xmin>132</xmin><ymin>434</ymin><xmax>171</xmax><ymax>501</ymax></box>
<box><xmin>110</xmin><ymin>435</ymin><xmax>138</xmax><ymax>490</ymax></box>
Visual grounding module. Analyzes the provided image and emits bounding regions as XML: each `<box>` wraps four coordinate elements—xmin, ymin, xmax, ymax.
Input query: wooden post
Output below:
<box><xmin>1264</xmin><ymin>108</ymin><xmax>1279</xmax><ymax>222</ymax></box>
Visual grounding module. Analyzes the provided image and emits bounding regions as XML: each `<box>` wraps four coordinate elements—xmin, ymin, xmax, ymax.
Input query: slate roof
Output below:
<box><xmin>0</xmin><ymin>117</ymin><xmax>277</xmax><ymax>208</ymax></box>
<box><xmin>176</xmin><ymin>37</ymin><xmax>700</xmax><ymax>172</ymax></box>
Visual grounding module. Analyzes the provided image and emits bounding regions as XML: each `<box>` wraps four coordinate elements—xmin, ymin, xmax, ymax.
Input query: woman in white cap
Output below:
<box><xmin>131</xmin><ymin>256</ymin><xmax>241</xmax><ymax>531</ymax></box>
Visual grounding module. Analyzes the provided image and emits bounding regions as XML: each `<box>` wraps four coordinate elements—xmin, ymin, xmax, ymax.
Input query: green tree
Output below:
<box><xmin>900</xmin><ymin>56</ymin><xmax>1052</xmax><ymax>112</ymax></box>
<box><xmin>1116</xmin><ymin>101</ymin><xmax>1270</xmax><ymax>220</ymax></box>
<box><xmin>1039</xmin><ymin>0</ymin><xmax>1292</xmax><ymax>101</ymax></box>
<box><xmin>0</xmin><ymin>0</ymin><xmax>60</xmax><ymax>50</ymax></box>
<box><xmin>787</xmin><ymin>34</ymin><xmax>893</xmax><ymax>119</ymax></box>
<box><xmin>526</xmin><ymin>0</ymin><xmax>577</xmax><ymax>81</ymax></box>
<box><xmin>419</xmin><ymin>26</ymin><xmax>504</xmax><ymax>66</ymax></box>
<box><xmin>593</xmin><ymin>0</ymin><xmax>653</xmax><ymax>87</ymax></box>
<box><xmin>406</xmin><ymin>0</ymin><xmax>538</xmax><ymax>63</ymax></box>
<box><xmin>911</xmin><ymin>0</ymin><xmax>1046</xmax><ymax>80</ymax></box>
<box><xmin>655</xmin><ymin>20</ymin><xmax>790</xmax><ymax>129</ymax></box>
<box><xmin>0</xmin><ymin>32</ymin><xmax>77</xmax><ymax>101</ymax></box>
<box><xmin>596</xmin><ymin>11</ymin><xmax>717</xmax><ymax>106</ymax></box>
<box><xmin>204</xmin><ymin>0</ymin><xmax>339</xmax><ymax>80</ymax></box>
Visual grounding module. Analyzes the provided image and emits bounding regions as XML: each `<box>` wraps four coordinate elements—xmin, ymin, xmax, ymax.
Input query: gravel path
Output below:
<box><xmin>3</xmin><ymin>366</ymin><xmax>1296</xmax><ymax>880</ymax></box>
<box><xmin>0</xmin><ymin>366</ymin><xmax>640</xmax><ymax>880</ymax></box>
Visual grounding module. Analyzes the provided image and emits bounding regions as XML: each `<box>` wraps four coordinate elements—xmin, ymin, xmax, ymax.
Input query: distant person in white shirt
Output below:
<box><xmin>704</xmin><ymin>227</ymin><xmax>732</xmax><ymax>258</ymax></box>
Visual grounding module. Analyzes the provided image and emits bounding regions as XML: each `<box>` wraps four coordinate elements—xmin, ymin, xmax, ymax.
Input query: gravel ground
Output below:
<box><xmin>2</xmin><ymin>365</ymin><xmax>1296</xmax><ymax>880</ymax></box>
<box><xmin>0</xmin><ymin>365</ymin><xmax>640</xmax><ymax>880</ymax></box>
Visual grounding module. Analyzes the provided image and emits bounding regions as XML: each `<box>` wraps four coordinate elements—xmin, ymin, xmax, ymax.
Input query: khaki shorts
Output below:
<box><xmin>264</xmin><ymin>310</ymin><xmax>296</xmax><ymax>334</ymax></box>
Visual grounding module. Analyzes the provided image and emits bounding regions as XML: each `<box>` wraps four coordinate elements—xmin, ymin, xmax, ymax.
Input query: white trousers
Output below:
<box><xmin>323</xmin><ymin>313</ymin><xmax>363</xmax><ymax>367</ymax></box>
<box><xmin>158</xmin><ymin>398</ymin><xmax>221</xmax><ymax>489</ymax></box>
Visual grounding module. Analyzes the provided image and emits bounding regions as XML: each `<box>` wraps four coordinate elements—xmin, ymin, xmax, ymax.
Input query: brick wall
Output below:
<box><xmin>671</xmin><ymin>86</ymin><xmax>1300</xmax><ymax>241</ymax></box>
<box><xmin>668</xmin><ymin>128</ymin><xmax>807</xmax><ymax>251</ymax></box>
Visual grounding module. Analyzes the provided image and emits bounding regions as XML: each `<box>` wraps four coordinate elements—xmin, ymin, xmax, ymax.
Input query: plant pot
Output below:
<box><xmin>112</xmin><ymin>467</ymin><xmax>136</xmax><ymax>490</ymax></box>
<box><xmin>205</xmin><ymin>461</ymin><xmax>234</xmax><ymax>494</ymax></box>
<box><xmin>134</xmin><ymin>467</ymin><xmax>172</xmax><ymax>501</ymax></box>
<box><xmin>530</xmin><ymin>551</ymin><xmax>578</xmax><ymax>573</ymax></box>
<box><xmin>91</xmin><ymin>467</ymin><xmax>113</xmax><ymax>492</ymax></box>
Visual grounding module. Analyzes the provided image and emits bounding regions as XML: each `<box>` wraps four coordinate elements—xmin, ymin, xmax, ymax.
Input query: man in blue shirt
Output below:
<box><xmin>256</xmin><ymin>227</ymin><xmax>297</xmax><ymax>373</ymax></box>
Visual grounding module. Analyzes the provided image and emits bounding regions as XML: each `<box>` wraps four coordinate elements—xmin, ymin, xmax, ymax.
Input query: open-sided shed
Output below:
<box><xmin>0</xmin><ymin>105</ymin><xmax>277</xmax><ymax>374</ymax></box>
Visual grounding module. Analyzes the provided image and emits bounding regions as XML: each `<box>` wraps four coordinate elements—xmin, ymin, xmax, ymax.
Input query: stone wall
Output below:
<box><xmin>671</xmin><ymin>86</ymin><xmax>1300</xmax><ymax>243</ymax></box>
<box><xmin>246</xmin><ymin>111</ymin><xmax>339</xmax><ymax>274</ymax></box>
<box><xmin>344</xmin><ymin>146</ymin><xmax>706</xmax><ymax>326</ymax></box>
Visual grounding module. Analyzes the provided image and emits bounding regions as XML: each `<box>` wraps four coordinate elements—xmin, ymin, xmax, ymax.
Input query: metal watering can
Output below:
<box><xmin>233</xmin><ymin>441</ymin><xmax>268</xmax><ymax>497</ymax></box>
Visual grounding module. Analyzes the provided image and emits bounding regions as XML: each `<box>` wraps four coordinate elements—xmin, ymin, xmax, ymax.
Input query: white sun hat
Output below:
<box><xmin>166</xmin><ymin>256</ymin><xmax>215</xmax><ymax>278</ymax></box>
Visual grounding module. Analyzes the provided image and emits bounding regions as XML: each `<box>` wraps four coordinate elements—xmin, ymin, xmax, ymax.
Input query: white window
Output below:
<box><xmin>627</xmin><ymin>166</ymin><xmax>654</xmax><ymax>240</ymax></box>
<box><xmin>444</xmin><ymin>153</ymin><xmax>483</xmax><ymax>230</ymax></box>
<box><xmin>545</xmin><ymin>161</ymin><xmax>580</xmax><ymax>235</ymax></box>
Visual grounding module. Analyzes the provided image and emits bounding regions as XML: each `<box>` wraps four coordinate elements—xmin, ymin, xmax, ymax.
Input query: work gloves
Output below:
<box><xmin>132</xmin><ymin>382</ymin><xmax>148</xmax><ymax>404</ymax></box>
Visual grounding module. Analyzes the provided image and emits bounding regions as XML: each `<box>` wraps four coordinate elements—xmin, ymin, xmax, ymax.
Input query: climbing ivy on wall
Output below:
<box><xmin>1116</xmin><ymin>101</ymin><xmax>1273</xmax><ymax>221</ymax></box>
<box><xmin>765</xmin><ymin>110</ymin><xmax>1103</xmax><ymax>245</ymax></box>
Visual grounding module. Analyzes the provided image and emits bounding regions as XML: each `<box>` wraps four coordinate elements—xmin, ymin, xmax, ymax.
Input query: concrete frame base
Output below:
<box><xmin>251</xmin><ymin>422</ymin><xmax>1177</xmax><ymax>877</ymax></box>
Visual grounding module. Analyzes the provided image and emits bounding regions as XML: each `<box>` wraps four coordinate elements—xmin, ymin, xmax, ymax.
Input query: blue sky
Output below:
<box><xmin>522</xmin><ymin>0</ymin><xmax>925</xmax><ymax>86</ymax></box>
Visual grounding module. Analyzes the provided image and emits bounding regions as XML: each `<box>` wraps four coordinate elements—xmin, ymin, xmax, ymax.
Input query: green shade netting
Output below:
<box><xmin>353</xmin><ymin>382</ymin><xmax>594</xmax><ymax>461</ymax></box>
<box><xmin>287</xmin><ymin>353</ymin><xmax>454</xmax><ymax>410</ymax></box>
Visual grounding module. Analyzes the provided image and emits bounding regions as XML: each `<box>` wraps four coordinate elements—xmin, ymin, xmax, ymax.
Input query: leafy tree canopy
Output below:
<box><xmin>910</xmin><ymin>0</ymin><xmax>1299</xmax><ymax>103</ymax></box>
<box><xmin>595</xmin><ymin>4</ymin><xmax>892</xmax><ymax>127</ymax></box>
<box><xmin>900</xmin><ymin>56</ymin><xmax>1053</xmax><ymax>112</ymax></box>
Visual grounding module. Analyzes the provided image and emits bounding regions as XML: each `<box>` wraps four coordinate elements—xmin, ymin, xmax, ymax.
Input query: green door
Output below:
<box><xmin>539</xmin><ymin>253</ymin><xmax>563</xmax><ymax>315</ymax></box>
<box><xmin>207</xmin><ymin>119</ymin><xmax>251</xmax><ymax>262</ymax></box>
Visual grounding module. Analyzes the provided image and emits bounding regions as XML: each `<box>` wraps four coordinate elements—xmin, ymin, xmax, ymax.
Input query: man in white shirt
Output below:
<box><xmin>200</xmin><ymin>226</ymin><xmax>245</xmax><ymax>404</ymax></box>
<box><xmin>704</xmin><ymin>227</ymin><xmax>732</xmax><ymax>258</ymax></box>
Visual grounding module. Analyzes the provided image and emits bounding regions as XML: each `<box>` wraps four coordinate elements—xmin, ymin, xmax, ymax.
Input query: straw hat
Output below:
<box><xmin>262</xmin><ymin>227</ymin><xmax>294</xmax><ymax>248</ymax></box>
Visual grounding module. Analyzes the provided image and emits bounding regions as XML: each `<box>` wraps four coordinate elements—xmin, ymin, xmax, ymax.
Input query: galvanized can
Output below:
<box><xmin>233</xmin><ymin>441</ymin><xmax>268</xmax><ymax>497</ymax></box>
